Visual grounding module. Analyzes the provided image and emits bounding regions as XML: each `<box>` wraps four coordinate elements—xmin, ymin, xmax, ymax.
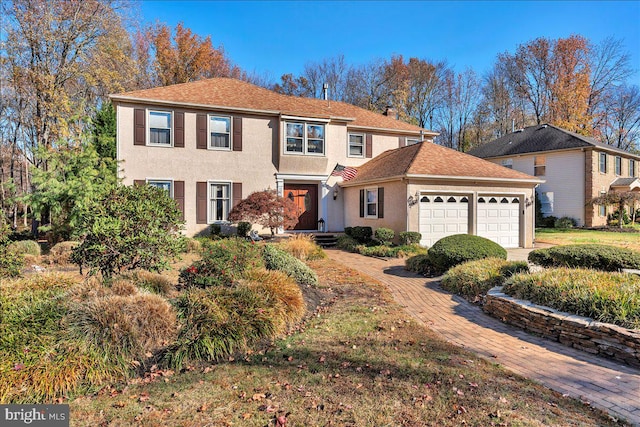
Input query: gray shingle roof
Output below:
<box><xmin>469</xmin><ymin>124</ymin><xmax>640</xmax><ymax>159</ymax></box>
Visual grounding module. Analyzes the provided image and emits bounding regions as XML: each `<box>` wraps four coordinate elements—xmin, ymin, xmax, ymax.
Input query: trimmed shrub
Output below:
<box><xmin>503</xmin><ymin>268</ymin><xmax>640</xmax><ymax>329</ymax></box>
<box><xmin>358</xmin><ymin>244</ymin><xmax>425</xmax><ymax>258</ymax></box>
<box><xmin>179</xmin><ymin>238</ymin><xmax>264</xmax><ymax>288</ymax></box>
<box><xmin>405</xmin><ymin>254</ymin><xmax>435</xmax><ymax>276</ymax></box>
<box><xmin>263</xmin><ymin>244</ymin><xmax>318</xmax><ymax>287</ymax></box>
<box><xmin>68</xmin><ymin>289</ymin><xmax>177</xmax><ymax>363</ymax></box>
<box><xmin>374</xmin><ymin>228</ymin><xmax>395</xmax><ymax>246</ymax></box>
<box><xmin>442</xmin><ymin>258</ymin><xmax>529</xmax><ymax>300</ymax></box>
<box><xmin>210</xmin><ymin>223</ymin><xmax>222</xmax><ymax>236</ymax></box>
<box><xmin>49</xmin><ymin>241</ymin><xmax>79</xmax><ymax>264</ymax></box>
<box><xmin>7</xmin><ymin>240</ymin><xmax>41</xmax><ymax>256</ymax></box>
<box><xmin>399</xmin><ymin>231</ymin><xmax>421</xmax><ymax>245</ymax></box>
<box><xmin>164</xmin><ymin>285</ymin><xmax>278</xmax><ymax>369</ymax></box>
<box><xmin>278</xmin><ymin>234</ymin><xmax>325</xmax><ymax>261</ymax></box>
<box><xmin>336</xmin><ymin>235</ymin><xmax>359</xmax><ymax>252</ymax></box>
<box><xmin>237</xmin><ymin>221</ymin><xmax>251</xmax><ymax>237</ymax></box>
<box><xmin>350</xmin><ymin>226</ymin><xmax>373</xmax><ymax>243</ymax></box>
<box><xmin>554</xmin><ymin>216</ymin><xmax>577</xmax><ymax>229</ymax></box>
<box><xmin>528</xmin><ymin>244</ymin><xmax>640</xmax><ymax>271</ymax></box>
<box><xmin>428</xmin><ymin>234</ymin><xmax>507</xmax><ymax>273</ymax></box>
<box><xmin>344</xmin><ymin>227</ymin><xmax>353</xmax><ymax>237</ymax></box>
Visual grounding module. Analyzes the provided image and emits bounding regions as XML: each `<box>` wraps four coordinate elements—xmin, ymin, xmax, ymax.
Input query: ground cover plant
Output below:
<box><xmin>528</xmin><ymin>244</ymin><xmax>640</xmax><ymax>271</ymax></box>
<box><xmin>67</xmin><ymin>258</ymin><xmax>625</xmax><ymax>426</ymax></box>
<box><xmin>442</xmin><ymin>258</ymin><xmax>529</xmax><ymax>300</ymax></box>
<box><xmin>503</xmin><ymin>268</ymin><xmax>640</xmax><ymax>329</ymax></box>
<box><xmin>535</xmin><ymin>228</ymin><xmax>640</xmax><ymax>252</ymax></box>
<box><xmin>263</xmin><ymin>244</ymin><xmax>319</xmax><ymax>287</ymax></box>
<box><xmin>428</xmin><ymin>234</ymin><xmax>507</xmax><ymax>273</ymax></box>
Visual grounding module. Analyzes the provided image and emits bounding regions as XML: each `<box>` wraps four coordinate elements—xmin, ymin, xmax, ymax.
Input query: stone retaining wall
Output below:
<box><xmin>483</xmin><ymin>287</ymin><xmax>640</xmax><ymax>368</ymax></box>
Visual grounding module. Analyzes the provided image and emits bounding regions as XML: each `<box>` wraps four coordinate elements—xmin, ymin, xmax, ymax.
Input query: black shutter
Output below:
<box><xmin>232</xmin><ymin>117</ymin><xmax>242</xmax><ymax>151</ymax></box>
<box><xmin>232</xmin><ymin>182</ymin><xmax>242</xmax><ymax>207</ymax></box>
<box><xmin>196</xmin><ymin>181</ymin><xmax>207</xmax><ymax>224</ymax></box>
<box><xmin>365</xmin><ymin>134</ymin><xmax>373</xmax><ymax>158</ymax></box>
<box><xmin>174</xmin><ymin>181</ymin><xmax>185</xmax><ymax>221</ymax></box>
<box><xmin>359</xmin><ymin>189</ymin><xmax>365</xmax><ymax>218</ymax></box>
<box><xmin>378</xmin><ymin>187</ymin><xmax>384</xmax><ymax>219</ymax></box>
<box><xmin>196</xmin><ymin>114</ymin><xmax>207</xmax><ymax>149</ymax></box>
<box><xmin>174</xmin><ymin>112</ymin><xmax>184</xmax><ymax>148</ymax></box>
<box><xmin>133</xmin><ymin>179</ymin><xmax>145</xmax><ymax>186</ymax></box>
<box><xmin>134</xmin><ymin>109</ymin><xmax>145</xmax><ymax>145</ymax></box>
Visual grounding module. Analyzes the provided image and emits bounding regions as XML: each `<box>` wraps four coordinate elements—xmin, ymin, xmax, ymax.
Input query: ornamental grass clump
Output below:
<box><xmin>528</xmin><ymin>244</ymin><xmax>640</xmax><ymax>271</ymax></box>
<box><xmin>263</xmin><ymin>244</ymin><xmax>318</xmax><ymax>287</ymax></box>
<box><xmin>503</xmin><ymin>268</ymin><xmax>640</xmax><ymax>329</ymax></box>
<box><xmin>428</xmin><ymin>234</ymin><xmax>507</xmax><ymax>273</ymax></box>
<box><xmin>442</xmin><ymin>258</ymin><xmax>529</xmax><ymax>300</ymax></box>
<box><xmin>278</xmin><ymin>234</ymin><xmax>326</xmax><ymax>261</ymax></box>
<box><xmin>7</xmin><ymin>240</ymin><xmax>41</xmax><ymax>256</ymax></box>
<box><xmin>48</xmin><ymin>241</ymin><xmax>79</xmax><ymax>265</ymax></box>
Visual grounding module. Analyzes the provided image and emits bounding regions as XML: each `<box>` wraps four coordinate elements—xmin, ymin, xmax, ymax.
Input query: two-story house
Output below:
<box><xmin>111</xmin><ymin>78</ymin><xmax>540</xmax><ymax>247</ymax></box>
<box><xmin>469</xmin><ymin>124</ymin><xmax>640</xmax><ymax>227</ymax></box>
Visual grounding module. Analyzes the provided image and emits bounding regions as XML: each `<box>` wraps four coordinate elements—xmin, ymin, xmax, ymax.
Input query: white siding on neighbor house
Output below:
<box><xmin>489</xmin><ymin>150</ymin><xmax>586</xmax><ymax>226</ymax></box>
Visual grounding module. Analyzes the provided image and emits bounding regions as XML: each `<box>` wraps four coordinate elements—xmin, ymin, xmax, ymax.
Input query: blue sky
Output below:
<box><xmin>139</xmin><ymin>1</ymin><xmax>640</xmax><ymax>86</ymax></box>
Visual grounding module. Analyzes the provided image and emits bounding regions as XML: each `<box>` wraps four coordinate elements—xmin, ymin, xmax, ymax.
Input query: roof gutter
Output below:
<box><xmin>339</xmin><ymin>175</ymin><xmax>406</xmax><ymax>187</ymax></box>
<box><xmin>405</xmin><ymin>173</ymin><xmax>544</xmax><ymax>184</ymax></box>
<box><xmin>347</xmin><ymin>125</ymin><xmax>438</xmax><ymax>137</ymax></box>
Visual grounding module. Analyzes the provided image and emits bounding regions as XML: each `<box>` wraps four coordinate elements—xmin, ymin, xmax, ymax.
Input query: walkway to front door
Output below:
<box><xmin>326</xmin><ymin>249</ymin><xmax>640</xmax><ymax>425</ymax></box>
<box><xmin>284</xmin><ymin>184</ymin><xmax>318</xmax><ymax>230</ymax></box>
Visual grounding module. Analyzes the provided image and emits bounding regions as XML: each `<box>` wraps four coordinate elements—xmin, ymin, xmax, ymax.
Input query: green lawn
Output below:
<box><xmin>535</xmin><ymin>228</ymin><xmax>640</xmax><ymax>251</ymax></box>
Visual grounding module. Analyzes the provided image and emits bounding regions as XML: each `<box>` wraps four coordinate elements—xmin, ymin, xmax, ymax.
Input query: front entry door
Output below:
<box><xmin>284</xmin><ymin>184</ymin><xmax>318</xmax><ymax>230</ymax></box>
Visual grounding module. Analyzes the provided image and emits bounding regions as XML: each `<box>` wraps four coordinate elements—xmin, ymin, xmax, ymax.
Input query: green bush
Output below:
<box><xmin>0</xmin><ymin>222</ymin><xmax>24</xmax><ymax>278</ymax></box>
<box><xmin>210</xmin><ymin>223</ymin><xmax>222</xmax><ymax>236</ymax></box>
<box><xmin>554</xmin><ymin>216</ymin><xmax>577</xmax><ymax>229</ymax></box>
<box><xmin>405</xmin><ymin>254</ymin><xmax>435</xmax><ymax>276</ymax></box>
<box><xmin>7</xmin><ymin>240</ymin><xmax>41</xmax><ymax>256</ymax></box>
<box><xmin>179</xmin><ymin>238</ymin><xmax>264</xmax><ymax>288</ymax></box>
<box><xmin>72</xmin><ymin>185</ymin><xmax>185</xmax><ymax>279</ymax></box>
<box><xmin>337</xmin><ymin>234</ymin><xmax>359</xmax><ymax>252</ymax></box>
<box><xmin>344</xmin><ymin>227</ymin><xmax>353</xmax><ymax>237</ymax></box>
<box><xmin>349</xmin><ymin>226</ymin><xmax>373</xmax><ymax>243</ymax></box>
<box><xmin>374</xmin><ymin>228</ymin><xmax>395</xmax><ymax>246</ymax></box>
<box><xmin>237</xmin><ymin>221</ymin><xmax>251</xmax><ymax>237</ymax></box>
<box><xmin>358</xmin><ymin>244</ymin><xmax>424</xmax><ymax>258</ymax></box>
<box><xmin>263</xmin><ymin>244</ymin><xmax>318</xmax><ymax>287</ymax></box>
<box><xmin>528</xmin><ymin>244</ymin><xmax>640</xmax><ymax>271</ymax></box>
<box><xmin>49</xmin><ymin>241</ymin><xmax>79</xmax><ymax>264</ymax></box>
<box><xmin>399</xmin><ymin>231</ymin><xmax>421</xmax><ymax>245</ymax></box>
<box><xmin>442</xmin><ymin>258</ymin><xmax>529</xmax><ymax>300</ymax></box>
<box><xmin>503</xmin><ymin>268</ymin><xmax>640</xmax><ymax>329</ymax></box>
<box><xmin>428</xmin><ymin>234</ymin><xmax>507</xmax><ymax>273</ymax></box>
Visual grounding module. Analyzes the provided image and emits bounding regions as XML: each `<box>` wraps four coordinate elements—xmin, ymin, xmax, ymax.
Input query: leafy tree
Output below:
<box><xmin>229</xmin><ymin>190</ymin><xmax>298</xmax><ymax>236</ymax></box>
<box><xmin>26</xmin><ymin>141</ymin><xmax>117</xmax><ymax>241</ymax></box>
<box><xmin>72</xmin><ymin>185</ymin><xmax>185</xmax><ymax>279</ymax></box>
<box><xmin>91</xmin><ymin>102</ymin><xmax>117</xmax><ymax>161</ymax></box>
<box><xmin>589</xmin><ymin>191</ymin><xmax>640</xmax><ymax>228</ymax></box>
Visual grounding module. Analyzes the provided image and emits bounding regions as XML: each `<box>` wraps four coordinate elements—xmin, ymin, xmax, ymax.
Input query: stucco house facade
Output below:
<box><xmin>469</xmin><ymin>124</ymin><xmax>640</xmax><ymax>227</ymax></box>
<box><xmin>111</xmin><ymin>78</ymin><xmax>540</xmax><ymax>247</ymax></box>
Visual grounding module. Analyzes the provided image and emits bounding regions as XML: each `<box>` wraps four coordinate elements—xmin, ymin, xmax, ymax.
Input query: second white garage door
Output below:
<box><xmin>477</xmin><ymin>196</ymin><xmax>520</xmax><ymax>248</ymax></box>
<box><xmin>419</xmin><ymin>195</ymin><xmax>469</xmax><ymax>247</ymax></box>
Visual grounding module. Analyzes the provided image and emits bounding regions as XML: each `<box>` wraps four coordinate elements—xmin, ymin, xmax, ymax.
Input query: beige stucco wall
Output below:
<box><xmin>343</xmin><ymin>178</ymin><xmax>537</xmax><ymax>248</ymax></box>
<box><xmin>117</xmin><ymin>102</ymin><xmax>421</xmax><ymax>235</ymax></box>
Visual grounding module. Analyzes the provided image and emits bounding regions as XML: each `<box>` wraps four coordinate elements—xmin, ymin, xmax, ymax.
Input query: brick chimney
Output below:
<box><xmin>384</xmin><ymin>105</ymin><xmax>397</xmax><ymax>118</ymax></box>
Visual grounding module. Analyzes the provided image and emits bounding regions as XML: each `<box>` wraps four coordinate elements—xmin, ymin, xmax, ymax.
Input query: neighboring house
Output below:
<box><xmin>469</xmin><ymin>124</ymin><xmax>640</xmax><ymax>227</ymax></box>
<box><xmin>340</xmin><ymin>143</ymin><xmax>541</xmax><ymax>248</ymax></box>
<box><xmin>111</xmin><ymin>77</ymin><xmax>539</xmax><ymax>247</ymax></box>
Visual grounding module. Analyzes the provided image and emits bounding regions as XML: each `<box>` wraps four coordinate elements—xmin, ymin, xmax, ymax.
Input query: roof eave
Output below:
<box><xmin>405</xmin><ymin>173</ymin><xmax>544</xmax><ymax>185</ymax></box>
<box><xmin>347</xmin><ymin>125</ymin><xmax>438</xmax><ymax>137</ymax></box>
<box><xmin>339</xmin><ymin>175</ymin><xmax>406</xmax><ymax>187</ymax></box>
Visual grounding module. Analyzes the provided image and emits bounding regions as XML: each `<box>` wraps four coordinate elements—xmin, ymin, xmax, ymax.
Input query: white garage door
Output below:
<box><xmin>477</xmin><ymin>196</ymin><xmax>520</xmax><ymax>248</ymax></box>
<box><xmin>419</xmin><ymin>195</ymin><xmax>469</xmax><ymax>247</ymax></box>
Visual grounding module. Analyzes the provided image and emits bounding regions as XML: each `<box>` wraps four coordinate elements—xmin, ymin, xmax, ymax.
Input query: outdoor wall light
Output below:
<box><xmin>333</xmin><ymin>187</ymin><xmax>339</xmax><ymax>200</ymax></box>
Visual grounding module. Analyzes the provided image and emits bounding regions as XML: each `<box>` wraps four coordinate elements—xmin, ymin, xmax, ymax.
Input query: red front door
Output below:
<box><xmin>284</xmin><ymin>184</ymin><xmax>318</xmax><ymax>230</ymax></box>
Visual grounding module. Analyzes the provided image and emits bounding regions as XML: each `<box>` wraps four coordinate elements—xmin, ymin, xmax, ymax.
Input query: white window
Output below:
<box><xmin>539</xmin><ymin>191</ymin><xmax>554</xmax><ymax>214</ymax></box>
<box><xmin>599</xmin><ymin>191</ymin><xmax>606</xmax><ymax>217</ymax></box>
<box><xmin>365</xmin><ymin>188</ymin><xmax>378</xmax><ymax>218</ymax></box>
<box><xmin>209</xmin><ymin>115</ymin><xmax>231</xmax><ymax>149</ymax></box>
<box><xmin>534</xmin><ymin>156</ymin><xmax>546</xmax><ymax>176</ymax></box>
<box><xmin>148</xmin><ymin>110</ymin><xmax>172</xmax><ymax>146</ymax></box>
<box><xmin>147</xmin><ymin>179</ymin><xmax>173</xmax><ymax>198</ymax></box>
<box><xmin>406</xmin><ymin>139</ymin><xmax>421</xmax><ymax>146</ymax></box>
<box><xmin>630</xmin><ymin>159</ymin><xmax>636</xmax><ymax>177</ymax></box>
<box><xmin>348</xmin><ymin>133</ymin><xmax>364</xmax><ymax>157</ymax></box>
<box><xmin>209</xmin><ymin>182</ymin><xmax>231</xmax><ymax>222</ymax></box>
<box><xmin>615</xmin><ymin>156</ymin><xmax>622</xmax><ymax>175</ymax></box>
<box><xmin>285</xmin><ymin>122</ymin><xmax>325</xmax><ymax>155</ymax></box>
<box><xmin>599</xmin><ymin>153</ymin><xmax>607</xmax><ymax>173</ymax></box>
<box><xmin>501</xmin><ymin>158</ymin><xmax>513</xmax><ymax>169</ymax></box>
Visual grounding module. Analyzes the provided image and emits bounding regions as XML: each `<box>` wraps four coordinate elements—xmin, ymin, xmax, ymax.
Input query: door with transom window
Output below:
<box><xmin>284</xmin><ymin>184</ymin><xmax>318</xmax><ymax>230</ymax></box>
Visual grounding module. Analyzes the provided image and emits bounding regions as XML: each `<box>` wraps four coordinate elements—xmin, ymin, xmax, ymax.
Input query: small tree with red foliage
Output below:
<box><xmin>229</xmin><ymin>190</ymin><xmax>298</xmax><ymax>236</ymax></box>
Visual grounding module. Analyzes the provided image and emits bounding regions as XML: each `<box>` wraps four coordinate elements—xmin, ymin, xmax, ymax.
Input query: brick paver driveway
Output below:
<box><xmin>326</xmin><ymin>249</ymin><xmax>640</xmax><ymax>425</ymax></box>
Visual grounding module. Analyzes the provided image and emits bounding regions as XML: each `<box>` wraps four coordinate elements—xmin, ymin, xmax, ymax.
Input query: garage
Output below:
<box><xmin>477</xmin><ymin>196</ymin><xmax>521</xmax><ymax>248</ymax></box>
<box><xmin>419</xmin><ymin>195</ymin><xmax>469</xmax><ymax>247</ymax></box>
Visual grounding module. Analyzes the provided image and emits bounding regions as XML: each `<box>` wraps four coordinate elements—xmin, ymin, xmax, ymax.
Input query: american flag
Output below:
<box><xmin>331</xmin><ymin>163</ymin><xmax>358</xmax><ymax>181</ymax></box>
